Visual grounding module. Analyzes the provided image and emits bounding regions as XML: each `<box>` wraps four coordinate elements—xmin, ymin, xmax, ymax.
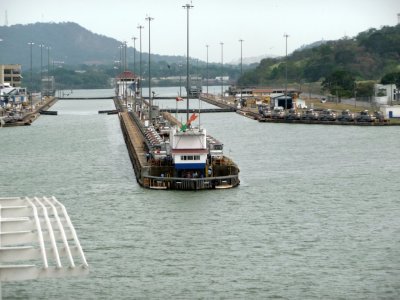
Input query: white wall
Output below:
<box><xmin>380</xmin><ymin>105</ymin><xmax>400</xmax><ymax>118</ymax></box>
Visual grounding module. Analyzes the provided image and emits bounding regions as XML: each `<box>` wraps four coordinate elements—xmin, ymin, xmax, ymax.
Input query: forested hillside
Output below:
<box><xmin>239</xmin><ymin>25</ymin><xmax>400</xmax><ymax>86</ymax></box>
<box><xmin>0</xmin><ymin>22</ymin><xmax>185</xmax><ymax>67</ymax></box>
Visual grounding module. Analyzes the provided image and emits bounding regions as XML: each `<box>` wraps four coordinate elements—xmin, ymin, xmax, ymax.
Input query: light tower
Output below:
<box><xmin>284</xmin><ymin>33</ymin><xmax>289</xmax><ymax>109</ymax></box>
<box><xmin>145</xmin><ymin>15</ymin><xmax>154</xmax><ymax>123</ymax></box>
<box><xmin>183</xmin><ymin>3</ymin><xmax>194</xmax><ymax>122</ymax></box>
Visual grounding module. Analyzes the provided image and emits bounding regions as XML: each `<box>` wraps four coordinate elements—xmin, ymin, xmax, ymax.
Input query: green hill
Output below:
<box><xmin>0</xmin><ymin>22</ymin><xmax>184</xmax><ymax>68</ymax></box>
<box><xmin>239</xmin><ymin>25</ymin><xmax>400</xmax><ymax>86</ymax></box>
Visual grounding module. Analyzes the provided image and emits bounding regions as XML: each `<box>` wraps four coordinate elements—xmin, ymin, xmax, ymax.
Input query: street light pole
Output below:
<box><xmin>39</xmin><ymin>43</ymin><xmax>45</xmax><ymax>97</ymax></box>
<box><xmin>179</xmin><ymin>63</ymin><xmax>182</xmax><ymax>97</ymax></box>
<box><xmin>220</xmin><ymin>42</ymin><xmax>224</xmax><ymax>99</ymax></box>
<box><xmin>132</xmin><ymin>36</ymin><xmax>137</xmax><ymax>112</ymax></box>
<box><xmin>46</xmin><ymin>46</ymin><xmax>51</xmax><ymax>96</ymax></box>
<box><xmin>28</xmin><ymin>42</ymin><xmax>34</xmax><ymax>111</ymax></box>
<box><xmin>137</xmin><ymin>24</ymin><xmax>144</xmax><ymax>105</ymax></box>
<box><xmin>132</xmin><ymin>37</ymin><xmax>137</xmax><ymax>75</ymax></box>
<box><xmin>145</xmin><ymin>16</ymin><xmax>154</xmax><ymax>124</ymax></box>
<box><xmin>284</xmin><ymin>33</ymin><xmax>289</xmax><ymax>109</ymax></box>
<box><xmin>206</xmin><ymin>44</ymin><xmax>209</xmax><ymax>95</ymax></box>
<box><xmin>239</xmin><ymin>39</ymin><xmax>244</xmax><ymax>105</ymax></box>
<box><xmin>183</xmin><ymin>3</ymin><xmax>194</xmax><ymax>123</ymax></box>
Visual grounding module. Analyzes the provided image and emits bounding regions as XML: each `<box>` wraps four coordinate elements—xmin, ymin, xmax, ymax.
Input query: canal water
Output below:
<box><xmin>1</xmin><ymin>89</ymin><xmax>400</xmax><ymax>299</ymax></box>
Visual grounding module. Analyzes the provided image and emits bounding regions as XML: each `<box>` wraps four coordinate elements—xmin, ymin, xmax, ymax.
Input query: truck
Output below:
<box><xmin>356</xmin><ymin>110</ymin><xmax>376</xmax><ymax>122</ymax></box>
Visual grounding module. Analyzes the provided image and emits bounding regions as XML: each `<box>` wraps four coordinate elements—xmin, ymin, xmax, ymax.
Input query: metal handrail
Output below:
<box><xmin>25</xmin><ymin>197</ymin><xmax>48</xmax><ymax>269</ymax></box>
<box><xmin>33</xmin><ymin>197</ymin><xmax>62</xmax><ymax>268</ymax></box>
<box><xmin>43</xmin><ymin>197</ymin><xmax>75</xmax><ymax>268</ymax></box>
<box><xmin>50</xmin><ymin>196</ymin><xmax>88</xmax><ymax>268</ymax></box>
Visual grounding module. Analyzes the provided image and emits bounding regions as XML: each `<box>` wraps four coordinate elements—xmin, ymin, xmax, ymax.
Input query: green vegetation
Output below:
<box><xmin>2</xmin><ymin>22</ymin><xmax>400</xmax><ymax>91</ymax></box>
<box><xmin>239</xmin><ymin>25</ymin><xmax>400</xmax><ymax>91</ymax></box>
<box><xmin>0</xmin><ymin>22</ymin><xmax>251</xmax><ymax>89</ymax></box>
<box><xmin>381</xmin><ymin>71</ymin><xmax>400</xmax><ymax>86</ymax></box>
<box><xmin>321</xmin><ymin>70</ymin><xmax>355</xmax><ymax>100</ymax></box>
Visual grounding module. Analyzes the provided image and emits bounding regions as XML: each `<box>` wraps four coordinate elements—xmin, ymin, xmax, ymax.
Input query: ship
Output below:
<box><xmin>115</xmin><ymin>6</ymin><xmax>239</xmax><ymax>190</ymax></box>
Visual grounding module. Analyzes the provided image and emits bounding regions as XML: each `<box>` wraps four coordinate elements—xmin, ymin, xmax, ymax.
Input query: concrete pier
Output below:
<box><xmin>1</xmin><ymin>96</ymin><xmax>57</xmax><ymax>127</ymax></box>
<box><xmin>119</xmin><ymin>111</ymin><xmax>149</xmax><ymax>186</ymax></box>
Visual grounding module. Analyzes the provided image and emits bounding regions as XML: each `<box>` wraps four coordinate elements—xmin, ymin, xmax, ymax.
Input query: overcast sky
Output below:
<box><xmin>1</xmin><ymin>0</ymin><xmax>399</xmax><ymax>63</ymax></box>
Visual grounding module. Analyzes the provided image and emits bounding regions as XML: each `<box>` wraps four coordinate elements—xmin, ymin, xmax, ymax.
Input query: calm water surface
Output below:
<box><xmin>1</xmin><ymin>89</ymin><xmax>400</xmax><ymax>299</ymax></box>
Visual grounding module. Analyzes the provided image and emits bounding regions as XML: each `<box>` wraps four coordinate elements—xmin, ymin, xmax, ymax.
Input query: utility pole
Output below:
<box><xmin>183</xmin><ymin>3</ymin><xmax>194</xmax><ymax>122</ymax></box>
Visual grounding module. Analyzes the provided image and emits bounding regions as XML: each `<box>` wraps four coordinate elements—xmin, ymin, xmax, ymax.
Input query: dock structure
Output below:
<box><xmin>1</xmin><ymin>96</ymin><xmax>58</xmax><ymax>127</ymax></box>
<box><xmin>199</xmin><ymin>94</ymin><xmax>237</xmax><ymax>111</ymax></box>
<box><xmin>160</xmin><ymin>108</ymin><xmax>234</xmax><ymax>113</ymax></box>
<box><xmin>119</xmin><ymin>111</ymin><xmax>149</xmax><ymax>186</ymax></box>
<box><xmin>58</xmin><ymin>96</ymin><xmax>113</xmax><ymax>100</ymax></box>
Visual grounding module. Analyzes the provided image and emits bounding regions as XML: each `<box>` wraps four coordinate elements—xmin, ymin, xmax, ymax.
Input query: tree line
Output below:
<box><xmin>238</xmin><ymin>25</ymin><xmax>400</xmax><ymax>97</ymax></box>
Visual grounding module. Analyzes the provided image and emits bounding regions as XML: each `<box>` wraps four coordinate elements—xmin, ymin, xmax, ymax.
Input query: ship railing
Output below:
<box><xmin>143</xmin><ymin>174</ymin><xmax>239</xmax><ymax>190</ymax></box>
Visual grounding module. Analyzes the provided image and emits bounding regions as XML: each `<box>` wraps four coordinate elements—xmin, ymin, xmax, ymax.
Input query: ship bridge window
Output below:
<box><xmin>180</xmin><ymin>155</ymin><xmax>201</xmax><ymax>161</ymax></box>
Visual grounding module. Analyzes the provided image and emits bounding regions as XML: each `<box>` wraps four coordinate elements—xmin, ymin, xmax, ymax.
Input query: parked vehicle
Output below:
<box><xmin>271</xmin><ymin>106</ymin><xmax>285</xmax><ymax>119</ymax></box>
<box><xmin>301</xmin><ymin>109</ymin><xmax>319</xmax><ymax>120</ymax></box>
<box><xmin>285</xmin><ymin>108</ymin><xmax>301</xmax><ymax>120</ymax></box>
<box><xmin>318</xmin><ymin>109</ymin><xmax>337</xmax><ymax>121</ymax></box>
<box><xmin>373</xmin><ymin>111</ymin><xmax>387</xmax><ymax>122</ymax></box>
<box><xmin>356</xmin><ymin>110</ymin><xmax>376</xmax><ymax>122</ymax></box>
<box><xmin>338</xmin><ymin>109</ymin><xmax>355</xmax><ymax>122</ymax></box>
<box><xmin>259</xmin><ymin>106</ymin><xmax>272</xmax><ymax>118</ymax></box>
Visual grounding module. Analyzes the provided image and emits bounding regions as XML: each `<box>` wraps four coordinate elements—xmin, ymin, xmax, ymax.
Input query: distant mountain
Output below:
<box><xmin>0</xmin><ymin>22</ymin><xmax>184</xmax><ymax>69</ymax></box>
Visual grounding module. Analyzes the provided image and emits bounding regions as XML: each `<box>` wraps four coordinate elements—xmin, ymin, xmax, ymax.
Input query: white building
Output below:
<box><xmin>380</xmin><ymin>105</ymin><xmax>400</xmax><ymax>118</ymax></box>
<box><xmin>374</xmin><ymin>83</ymin><xmax>399</xmax><ymax>105</ymax></box>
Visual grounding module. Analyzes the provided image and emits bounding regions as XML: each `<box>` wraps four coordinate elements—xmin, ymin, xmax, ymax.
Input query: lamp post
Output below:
<box><xmin>137</xmin><ymin>24</ymin><xmax>144</xmax><ymax>108</ymax></box>
<box><xmin>123</xmin><ymin>41</ymin><xmax>128</xmax><ymax>101</ymax></box>
<box><xmin>239</xmin><ymin>39</ymin><xmax>244</xmax><ymax>105</ymax></box>
<box><xmin>46</xmin><ymin>46</ymin><xmax>51</xmax><ymax>96</ymax></box>
<box><xmin>39</xmin><ymin>43</ymin><xmax>45</xmax><ymax>97</ymax></box>
<box><xmin>206</xmin><ymin>44</ymin><xmax>209</xmax><ymax>95</ymax></box>
<box><xmin>118</xmin><ymin>45</ymin><xmax>123</xmax><ymax>73</ymax></box>
<box><xmin>183</xmin><ymin>3</ymin><xmax>194</xmax><ymax>122</ymax></box>
<box><xmin>124</xmin><ymin>41</ymin><xmax>127</xmax><ymax>71</ymax></box>
<box><xmin>179</xmin><ymin>63</ymin><xmax>182</xmax><ymax>97</ymax></box>
<box><xmin>132</xmin><ymin>36</ymin><xmax>137</xmax><ymax>112</ymax></box>
<box><xmin>145</xmin><ymin>16</ymin><xmax>154</xmax><ymax>123</ymax></box>
<box><xmin>28</xmin><ymin>42</ymin><xmax>34</xmax><ymax>111</ymax></box>
<box><xmin>284</xmin><ymin>33</ymin><xmax>289</xmax><ymax>109</ymax></box>
<box><xmin>220</xmin><ymin>42</ymin><xmax>224</xmax><ymax>99</ymax></box>
<box><xmin>132</xmin><ymin>37</ymin><xmax>137</xmax><ymax>75</ymax></box>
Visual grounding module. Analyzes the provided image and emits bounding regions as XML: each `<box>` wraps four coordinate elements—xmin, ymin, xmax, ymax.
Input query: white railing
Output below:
<box><xmin>0</xmin><ymin>196</ymin><xmax>89</xmax><ymax>288</ymax></box>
